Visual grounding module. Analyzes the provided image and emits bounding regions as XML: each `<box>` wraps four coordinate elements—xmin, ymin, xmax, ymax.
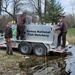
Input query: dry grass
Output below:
<box><xmin>0</xmin><ymin>50</ymin><xmax>27</xmax><ymax>75</ymax></box>
<box><xmin>67</xmin><ymin>28</ymin><xmax>75</xmax><ymax>45</ymax></box>
<box><xmin>67</xmin><ymin>36</ymin><xmax>75</xmax><ymax>45</ymax></box>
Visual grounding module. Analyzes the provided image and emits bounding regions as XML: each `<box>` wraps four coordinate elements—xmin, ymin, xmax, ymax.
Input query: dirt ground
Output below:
<box><xmin>0</xmin><ymin>48</ymin><xmax>27</xmax><ymax>75</ymax></box>
<box><xmin>0</xmin><ymin>47</ymin><xmax>73</xmax><ymax>75</ymax></box>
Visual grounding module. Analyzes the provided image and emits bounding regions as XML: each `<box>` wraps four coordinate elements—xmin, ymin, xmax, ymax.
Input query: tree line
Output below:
<box><xmin>0</xmin><ymin>0</ymin><xmax>75</xmax><ymax>28</ymax></box>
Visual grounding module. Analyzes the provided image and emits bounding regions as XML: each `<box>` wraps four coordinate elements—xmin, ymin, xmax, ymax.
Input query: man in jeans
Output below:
<box><xmin>5</xmin><ymin>22</ymin><xmax>13</xmax><ymax>55</ymax></box>
<box><xmin>17</xmin><ymin>12</ymin><xmax>26</xmax><ymax>40</ymax></box>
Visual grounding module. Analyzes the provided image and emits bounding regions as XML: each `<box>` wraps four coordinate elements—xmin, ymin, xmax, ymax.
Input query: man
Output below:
<box><xmin>5</xmin><ymin>22</ymin><xmax>13</xmax><ymax>55</ymax></box>
<box><xmin>17</xmin><ymin>12</ymin><xmax>26</xmax><ymax>40</ymax></box>
<box><xmin>56</xmin><ymin>15</ymin><xmax>67</xmax><ymax>48</ymax></box>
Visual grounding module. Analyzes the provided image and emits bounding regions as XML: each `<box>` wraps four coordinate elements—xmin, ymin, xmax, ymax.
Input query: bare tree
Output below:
<box><xmin>69</xmin><ymin>0</ymin><xmax>75</xmax><ymax>27</ymax></box>
<box><xmin>29</xmin><ymin>0</ymin><xmax>43</xmax><ymax>23</ymax></box>
<box><xmin>0</xmin><ymin>0</ymin><xmax>2</xmax><ymax>15</ymax></box>
<box><xmin>44</xmin><ymin>0</ymin><xmax>47</xmax><ymax>22</ymax></box>
<box><xmin>1</xmin><ymin>0</ymin><xmax>46</xmax><ymax>23</ymax></box>
<box><xmin>1</xmin><ymin>0</ymin><xmax>23</xmax><ymax>21</ymax></box>
<box><xmin>65</xmin><ymin>14</ymin><xmax>75</xmax><ymax>28</ymax></box>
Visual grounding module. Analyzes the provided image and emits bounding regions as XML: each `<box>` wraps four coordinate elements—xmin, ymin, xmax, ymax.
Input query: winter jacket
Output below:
<box><xmin>5</xmin><ymin>26</ymin><xmax>12</xmax><ymax>38</ymax></box>
<box><xmin>17</xmin><ymin>14</ymin><xmax>26</xmax><ymax>25</ymax></box>
<box><xmin>56</xmin><ymin>20</ymin><xmax>67</xmax><ymax>33</ymax></box>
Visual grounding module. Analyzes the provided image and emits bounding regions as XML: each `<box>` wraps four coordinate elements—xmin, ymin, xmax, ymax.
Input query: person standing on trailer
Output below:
<box><xmin>5</xmin><ymin>22</ymin><xmax>13</xmax><ymax>55</ymax></box>
<box><xmin>17</xmin><ymin>12</ymin><xmax>26</xmax><ymax>40</ymax></box>
<box><xmin>55</xmin><ymin>15</ymin><xmax>67</xmax><ymax>49</ymax></box>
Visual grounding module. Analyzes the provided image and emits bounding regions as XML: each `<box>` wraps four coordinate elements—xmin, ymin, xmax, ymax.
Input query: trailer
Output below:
<box><xmin>0</xmin><ymin>23</ymin><xmax>69</xmax><ymax>56</ymax></box>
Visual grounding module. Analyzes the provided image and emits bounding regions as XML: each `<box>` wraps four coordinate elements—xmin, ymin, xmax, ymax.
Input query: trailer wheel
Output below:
<box><xmin>19</xmin><ymin>42</ymin><xmax>32</xmax><ymax>55</ymax></box>
<box><xmin>33</xmin><ymin>44</ymin><xmax>47</xmax><ymax>56</ymax></box>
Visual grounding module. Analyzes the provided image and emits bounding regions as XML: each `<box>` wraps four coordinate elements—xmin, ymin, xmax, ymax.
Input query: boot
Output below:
<box><xmin>9</xmin><ymin>51</ymin><xmax>13</xmax><ymax>55</ymax></box>
<box><xmin>6</xmin><ymin>50</ymin><xmax>9</xmax><ymax>55</ymax></box>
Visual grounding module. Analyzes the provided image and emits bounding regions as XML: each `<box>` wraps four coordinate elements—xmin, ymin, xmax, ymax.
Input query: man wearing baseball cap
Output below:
<box><xmin>17</xmin><ymin>12</ymin><xmax>26</xmax><ymax>40</ymax></box>
<box><xmin>56</xmin><ymin>15</ymin><xmax>67</xmax><ymax>49</ymax></box>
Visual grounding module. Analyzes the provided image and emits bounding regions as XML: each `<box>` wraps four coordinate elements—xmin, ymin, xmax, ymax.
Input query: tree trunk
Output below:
<box><xmin>0</xmin><ymin>0</ymin><xmax>2</xmax><ymax>15</ymax></box>
<box><xmin>44</xmin><ymin>0</ymin><xmax>47</xmax><ymax>23</ymax></box>
<box><xmin>38</xmin><ymin>0</ymin><xmax>42</xmax><ymax>23</ymax></box>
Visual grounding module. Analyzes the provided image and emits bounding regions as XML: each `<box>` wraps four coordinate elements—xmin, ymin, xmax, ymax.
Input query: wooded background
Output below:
<box><xmin>0</xmin><ymin>0</ymin><xmax>75</xmax><ymax>31</ymax></box>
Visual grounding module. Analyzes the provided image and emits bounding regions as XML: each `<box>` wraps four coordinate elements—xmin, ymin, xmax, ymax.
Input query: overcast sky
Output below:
<box><xmin>56</xmin><ymin>0</ymin><xmax>75</xmax><ymax>15</ymax></box>
<box><xmin>19</xmin><ymin>0</ymin><xmax>75</xmax><ymax>15</ymax></box>
<box><xmin>2</xmin><ymin>0</ymin><xmax>75</xmax><ymax>15</ymax></box>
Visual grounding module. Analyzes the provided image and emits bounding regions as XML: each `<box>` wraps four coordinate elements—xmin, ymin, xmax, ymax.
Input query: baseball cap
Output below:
<box><xmin>23</xmin><ymin>12</ymin><xmax>26</xmax><ymax>14</ymax></box>
<box><xmin>58</xmin><ymin>14</ymin><xmax>65</xmax><ymax>19</ymax></box>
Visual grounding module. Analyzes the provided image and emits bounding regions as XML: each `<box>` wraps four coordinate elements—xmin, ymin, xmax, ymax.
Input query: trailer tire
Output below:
<box><xmin>19</xmin><ymin>42</ymin><xmax>32</xmax><ymax>55</ymax></box>
<box><xmin>33</xmin><ymin>44</ymin><xmax>47</xmax><ymax>56</ymax></box>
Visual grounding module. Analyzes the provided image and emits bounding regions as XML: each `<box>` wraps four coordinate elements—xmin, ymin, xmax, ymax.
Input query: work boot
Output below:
<box><xmin>16</xmin><ymin>36</ymin><xmax>19</xmax><ymax>40</ymax></box>
<box><xmin>61</xmin><ymin>47</ymin><xmax>65</xmax><ymax>49</ymax></box>
<box><xmin>6</xmin><ymin>52</ymin><xmax>9</xmax><ymax>55</ymax></box>
<box><xmin>16</xmin><ymin>37</ymin><xmax>19</xmax><ymax>40</ymax></box>
<box><xmin>9</xmin><ymin>51</ymin><xmax>13</xmax><ymax>55</ymax></box>
<box><xmin>61</xmin><ymin>45</ymin><xmax>66</xmax><ymax>49</ymax></box>
<box><xmin>6</xmin><ymin>51</ymin><xmax>9</xmax><ymax>55</ymax></box>
<box><xmin>56</xmin><ymin>45</ymin><xmax>61</xmax><ymax>48</ymax></box>
<box><xmin>21</xmin><ymin>37</ymin><xmax>25</xmax><ymax>40</ymax></box>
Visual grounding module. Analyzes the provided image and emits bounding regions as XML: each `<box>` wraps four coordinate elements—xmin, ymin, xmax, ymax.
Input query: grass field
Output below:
<box><xmin>67</xmin><ymin>28</ymin><xmax>75</xmax><ymax>44</ymax></box>
<box><xmin>67</xmin><ymin>28</ymin><xmax>75</xmax><ymax>37</ymax></box>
